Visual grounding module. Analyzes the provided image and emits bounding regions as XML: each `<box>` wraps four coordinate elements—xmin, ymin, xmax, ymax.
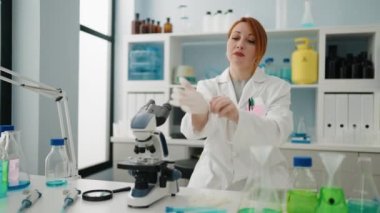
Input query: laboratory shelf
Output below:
<box><xmin>280</xmin><ymin>142</ymin><xmax>380</xmax><ymax>153</ymax></box>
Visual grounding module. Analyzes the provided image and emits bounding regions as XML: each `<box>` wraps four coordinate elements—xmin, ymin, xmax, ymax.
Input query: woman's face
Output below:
<box><xmin>226</xmin><ymin>22</ymin><xmax>257</xmax><ymax>71</ymax></box>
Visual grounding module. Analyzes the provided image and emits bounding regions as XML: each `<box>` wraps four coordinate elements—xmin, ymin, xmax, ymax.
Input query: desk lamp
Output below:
<box><xmin>0</xmin><ymin>66</ymin><xmax>79</xmax><ymax>178</ymax></box>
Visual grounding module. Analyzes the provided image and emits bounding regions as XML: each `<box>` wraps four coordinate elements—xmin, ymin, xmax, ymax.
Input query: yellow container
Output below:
<box><xmin>291</xmin><ymin>37</ymin><xmax>318</xmax><ymax>84</ymax></box>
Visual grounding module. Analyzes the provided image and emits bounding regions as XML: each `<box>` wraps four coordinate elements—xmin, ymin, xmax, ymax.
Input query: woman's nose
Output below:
<box><xmin>236</xmin><ymin>41</ymin><xmax>244</xmax><ymax>49</ymax></box>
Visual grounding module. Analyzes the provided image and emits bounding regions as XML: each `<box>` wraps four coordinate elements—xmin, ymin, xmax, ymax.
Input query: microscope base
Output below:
<box><xmin>127</xmin><ymin>186</ymin><xmax>173</xmax><ymax>208</ymax></box>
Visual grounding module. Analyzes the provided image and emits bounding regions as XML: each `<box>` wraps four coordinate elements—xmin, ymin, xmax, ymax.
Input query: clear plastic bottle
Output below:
<box><xmin>223</xmin><ymin>9</ymin><xmax>234</xmax><ymax>31</ymax></box>
<box><xmin>287</xmin><ymin>156</ymin><xmax>318</xmax><ymax>213</ymax></box>
<box><xmin>281</xmin><ymin>58</ymin><xmax>292</xmax><ymax>83</ymax></box>
<box><xmin>301</xmin><ymin>0</ymin><xmax>315</xmax><ymax>28</ymax></box>
<box><xmin>276</xmin><ymin>0</ymin><xmax>287</xmax><ymax>29</ymax></box>
<box><xmin>264</xmin><ymin>57</ymin><xmax>278</xmax><ymax>77</ymax></box>
<box><xmin>202</xmin><ymin>11</ymin><xmax>212</xmax><ymax>33</ymax></box>
<box><xmin>0</xmin><ymin>125</ymin><xmax>30</xmax><ymax>190</ymax></box>
<box><xmin>45</xmin><ymin>138</ymin><xmax>69</xmax><ymax>187</ymax></box>
<box><xmin>212</xmin><ymin>10</ymin><xmax>223</xmax><ymax>32</ymax></box>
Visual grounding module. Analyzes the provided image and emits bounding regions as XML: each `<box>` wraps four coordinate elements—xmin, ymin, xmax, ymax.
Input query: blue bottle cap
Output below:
<box><xmin>265</xmin><ymin>57</ymin><xmax>274</xmax><ymax>63</ymax></box>
<box><xmin>293</xmin><ymin>156</ymin><xmax>312</xmax><ymax>167</ymax></box>
<box><xmin>50</xmin><ymin>138</ymin><xmax>65</xmax><ymax>146</ymax></box>
<box><xmin>283</xmin><ymin>58</ymin><xmax>290</xmax><ymax>63</ymax></box>
<box><xmin>0</xmin><ymin>125</ymin><xmax>14</xmax><ymax>133</ymax></box>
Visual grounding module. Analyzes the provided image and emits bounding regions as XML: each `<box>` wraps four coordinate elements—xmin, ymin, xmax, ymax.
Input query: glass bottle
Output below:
<box><xmin>264</xmin><ymin>57</ymin><xmax>277</xmax><ymax>77</ymax></box>
<box><xmin>156</xmin><ymin>21</ymin><xmax>162</xmax><ymax>33</ymax></box>
<box><xmin>281</xmin><ymin>58</ymin><xmax>292</xmax><ymax>83</ymax></box>
<box><xmin>0</xmin><ymin>125</ymin><xmax>30</xmax><ymax>190</ymax></box>
<box><xmin>276</xmin><ymin>0</ymin><xmax>287</xmax><ymax>29</ymax></box>
<box><xmin>139</xmin><ymin>20</ymin><xmax>148</xmax><ymax>34</ymax></box>
<box><xmin>287</xmin><ymin>156</ymin><xmax>318</xmax><ymax>213</ymax></box>
<box><xmin>164</xmin><ymin>17</ymin><xmax>173</xmax><ymax>33</ymax></box>
<box><xmin>224</xmin><ymin>9</ymin><xmax>234</xmax><ymax>31</ymax></box>
<box><xmin>212</xmin><ymin>10</ymin><xmax>223</xmax><ymax>32</ymax></box>
<box><xmin>202</xmin><ymin>11</ymin><xmax>212</xmax><ymax>33</ymax></box>
<box><xmin>131</xmin><ymin>13</ymin><xmax>141</xmax><ymax>34</ymax></box>
<box><xmin>45</xmin><ymin>138</ymin><xmax>69</xmax><ymax>187</ymax></box>
<box><xmin>0</xmin><ymin>143</ymin><xmax>8</xmax><ymax>198</ymax></box>
<box><xmin>301</xmin><ymin>0</ymin><xmax>315</xmax><ymax>28</ymax></box>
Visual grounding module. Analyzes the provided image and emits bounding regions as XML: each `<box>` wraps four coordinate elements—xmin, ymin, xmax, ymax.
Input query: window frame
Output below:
<box><xmin>78</xmin><ymin>0</ymin><xmax>116</xmax><ymax>178</ymax></box>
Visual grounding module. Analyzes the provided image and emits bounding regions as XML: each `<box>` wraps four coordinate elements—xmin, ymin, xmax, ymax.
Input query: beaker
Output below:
<box><xmin>238</xmin><ymin>146</ymin><xmax>289</xmax><ymax>213</ymax></box>
<box><xmin>316</xmin><ymin>152</ymin><xmax>348</xmax><ymax>213</ymax></box>
<box><xmin>347</xmin><ymin>157</ymin><xmax>380</xmax><ymax>213</ymax></box>
<box><xmin>0</xmin><ymin>125</ymin><xmax>30</xmax><ymax>191</ymax></box>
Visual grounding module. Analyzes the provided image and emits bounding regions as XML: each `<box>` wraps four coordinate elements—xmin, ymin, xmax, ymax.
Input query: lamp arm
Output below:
<box><xmin>0</xmin><ymin>66</ymin><xmax>79</xmax><ymax>178</ymax></box>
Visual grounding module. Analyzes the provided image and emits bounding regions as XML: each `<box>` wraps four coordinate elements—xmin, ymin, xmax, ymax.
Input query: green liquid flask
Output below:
<box><xmin>316</xmin><ymin>186</ymin><xmax>348</xmax><ymax>213</ymax></box>
<box><xmin>287</xmin><ymin>156</ymin><xmax>318</xmax><ymax>213</ymax></box>
<box><xmin>0</xmin><ymin>160</ymin><xmax>8</xmax><ymax>198</ymax></box>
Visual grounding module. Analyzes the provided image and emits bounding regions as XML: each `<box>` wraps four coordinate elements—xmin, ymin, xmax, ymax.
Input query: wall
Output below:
<box><xmin>136</xmin><ymin>0</ymin><xmax>380</xmax><ymax>31</ymax></box>
<box><xmin>13</xmin><ymin>0</ymin><xmax>79</xmax><ymax>175</ymax></box>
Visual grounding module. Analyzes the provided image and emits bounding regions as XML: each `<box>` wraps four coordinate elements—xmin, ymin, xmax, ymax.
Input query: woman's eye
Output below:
<box><xmin>231</xmin><ymin>37</ymin><xmax>239</xmax><ymax>40</ymax></box>
<box><xmin>248</xmin><ymin>40</ymin><xmax>256</xmax><ymax>44</ymax></box>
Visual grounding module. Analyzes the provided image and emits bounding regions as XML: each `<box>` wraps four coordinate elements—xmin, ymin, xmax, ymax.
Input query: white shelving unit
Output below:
<box><xmin>114</xmin><ymin>25</ymin><xmax>380</xmax><ymax>190</ymax></box>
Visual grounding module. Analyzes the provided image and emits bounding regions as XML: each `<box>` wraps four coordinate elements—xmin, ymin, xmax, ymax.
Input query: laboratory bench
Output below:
<box><xmin>2</xmin><ymin>175</ymin><xmax>242</xmax><ymax>213</ymax></box>
<box><xmin>111</xmin><ymin>137</ymin><xmax>380</xmax><ymax>198</ymax></box>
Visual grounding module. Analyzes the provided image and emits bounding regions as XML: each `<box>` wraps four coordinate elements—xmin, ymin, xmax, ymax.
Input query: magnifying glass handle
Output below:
<box><xmin>112</xmin><ymin>186</ymin><xmax>131</xmax><ymax>193</ymax></box>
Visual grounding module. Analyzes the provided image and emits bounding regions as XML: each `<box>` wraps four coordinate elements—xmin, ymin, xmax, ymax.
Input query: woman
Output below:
<box><xmin>170</xmin><ymin>17</ymin><xmax>293</xmax><ymax>190</ymax></box>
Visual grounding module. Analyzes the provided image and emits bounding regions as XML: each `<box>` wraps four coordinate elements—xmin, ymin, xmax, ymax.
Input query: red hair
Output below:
<box><xmin>227</xmin><ymin>17</ymin><xmax>267</xmax><ymax>68</ymax></box>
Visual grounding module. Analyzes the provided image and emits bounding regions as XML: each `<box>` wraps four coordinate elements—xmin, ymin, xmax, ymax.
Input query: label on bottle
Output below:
<box><xmin>8</xmin><ymin>158</ymin><xmax>20</xmax><ymax>185</ymax></box>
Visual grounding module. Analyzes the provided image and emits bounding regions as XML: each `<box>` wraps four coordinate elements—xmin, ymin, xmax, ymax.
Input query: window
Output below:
<box><xmin>78</xmin><ymin>0</ymin><xmax>115</xmax><ymax>177</ymax></box>
<box><xmin>0</xmin><ymin>0</ymin><xmax>12</xmax><ymax>125</ymax></box>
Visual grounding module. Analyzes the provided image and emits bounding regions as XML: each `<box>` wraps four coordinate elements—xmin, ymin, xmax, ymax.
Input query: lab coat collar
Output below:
<box><xmin>216</xmin><ymin>67</ymin><xmax>267</xmax><ymax>105</ymax></box>
<box><xmin>217</xmin><ymin>67</ymin><xmax>266</xmax><ymax>84</ymax></box>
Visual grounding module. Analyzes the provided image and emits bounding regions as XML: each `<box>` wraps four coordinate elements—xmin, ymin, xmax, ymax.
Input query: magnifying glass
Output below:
<box><xmin>82</xmin><ymin>186</ymin><xmax>131</xmax><ymax>202</ymax></box>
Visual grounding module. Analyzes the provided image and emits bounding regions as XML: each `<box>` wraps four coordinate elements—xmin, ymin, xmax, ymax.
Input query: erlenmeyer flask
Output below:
<box><xmin>301</xmin><ymin>0</ymin><xmax>315</xmax><ymax>28</ymax></box>
<box><xmin>0</xmin><ymin>125</ymin><xmax>30</xmax><ymax>191</ymax></box>
<box><xmin>238</xmin><ymin>146</ymin><xmax>289</xmax><ymax>213</ymax></box>
<box><xmin>316</xmin><ymin>152</ymin><xmax>348</xmax><ymax>213</ymax></box>
<box><xmin>347</xmin><ymin>157</ymin><xmax>380</xmax><ymax>213</ymax></box>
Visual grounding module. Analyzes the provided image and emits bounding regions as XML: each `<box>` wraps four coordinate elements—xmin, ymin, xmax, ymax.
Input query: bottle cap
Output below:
<box><xmin>265</xmin><ymin>57</ymin><xmax>274</xmax><ymax>63</ymax></box>
<box><xmin>283</xmin><ymin>58</ymin><xmax>290</xmax><ymax>63</ymax></box>
<box><xmin>51</xmin><ymin>138</ymin><xmax>65</xmax><ymax>146</ymax></box>
<box><xmin>0</xmin><ymin>125</ymin><xmax>14</xmax><ymax>133</ymax></box>
<box><xmin>293</xmin><ymin>156</ymin><xmax>312</xmax><ymax>167</ymax></box>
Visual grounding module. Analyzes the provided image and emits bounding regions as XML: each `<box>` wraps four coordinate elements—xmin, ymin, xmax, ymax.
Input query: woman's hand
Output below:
<box><xmin>210</xmin><ymin>96</ymin><xmax>239</xmax><ymax>123</ymax></box>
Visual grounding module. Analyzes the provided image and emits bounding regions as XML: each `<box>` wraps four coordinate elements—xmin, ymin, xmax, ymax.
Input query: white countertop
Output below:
<box><xmin>2</xmin><ymin>175</ymin><xmax>242</xmax><ymax>213</ymax></box>
<box><xmin>111</xmin><ymin>136</ymin><xmax>380</xmax><ymax>153</ymax></box>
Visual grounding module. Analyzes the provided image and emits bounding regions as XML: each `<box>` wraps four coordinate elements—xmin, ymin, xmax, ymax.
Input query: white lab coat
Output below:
<box><xmin>181</xmin><ymin>67</ymin><xmax>293</xmax><ymax>190</ymax></box>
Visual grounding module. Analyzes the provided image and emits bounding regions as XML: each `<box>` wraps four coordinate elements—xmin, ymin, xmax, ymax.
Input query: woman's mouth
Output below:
<box><xmin>233</xmin><ymin>52</ymin><xmax>245</xmax><ymax>57</ymax></box>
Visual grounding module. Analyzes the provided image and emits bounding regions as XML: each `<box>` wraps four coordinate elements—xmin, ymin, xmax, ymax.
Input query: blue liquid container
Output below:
<box><xmin>45</xmin><ymin>138</ymin><xmax>69</xmax><ymax>188</ymax></box>
<box><xmin>348</xmin><ymin>199</ymin><xmax>379</xmax><ymax>213</ymax></box>
<box><xmin>281</xmin><ymin>58</ymin><xmax>292</xmax><ymax>83</ymax></box>
<box><xmin>0</xmin><ymin>160</ymin><xmax>8</xmax><ymax>198</ymax></box>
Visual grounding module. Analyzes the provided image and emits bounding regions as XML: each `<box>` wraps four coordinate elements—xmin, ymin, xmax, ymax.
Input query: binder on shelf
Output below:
<box><xmin>335</xmin><ymin>94</ymin><xmax>348</xmax><ymax>143</ymax></box>
<box><xmin>323</xmin><ymin>94</ymin><xmax>336</xmax><ymax>141</ymax></box>
<box><xmin>361</xmin><ymin>94</ymin><xmax>375</xmax><ymax>144</ymax></box>
<box><xmin>348</xmin><ymin>94</ymin><xmax>362</xmax><ymax>145</ymax></box>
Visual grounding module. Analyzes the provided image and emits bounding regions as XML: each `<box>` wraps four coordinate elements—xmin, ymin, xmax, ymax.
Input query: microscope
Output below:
<box><xmin>117</xmin><ymin>100</ymin><xmax>182</xmax><ymax>208</ymax></box>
